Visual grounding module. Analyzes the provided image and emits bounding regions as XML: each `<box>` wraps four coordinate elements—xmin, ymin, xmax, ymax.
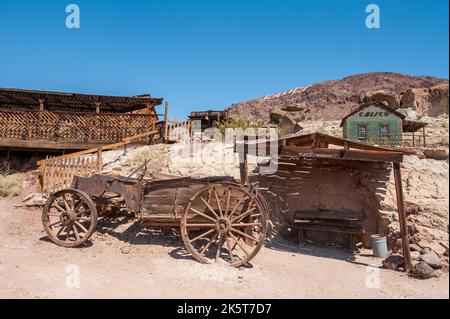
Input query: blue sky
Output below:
<box><xmin>0</xmin><ymin>0</ymin><xmax>448</xmax><ymax>119</ymax></box>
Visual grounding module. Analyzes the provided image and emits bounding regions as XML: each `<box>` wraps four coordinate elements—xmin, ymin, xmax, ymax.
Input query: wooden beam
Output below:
<box><xmin>280</xmin><ymin>146</ymin><xmax>403</xmax><ymax>163</ymax></box>
<box><xmin>393</xmin><ymin>162</ymin><xmax>412</xmax><ymax>272</ymax></box>
<box><xmin>164</xmin><ymin>101</ymin><xmax>169</xmax><ymax>141</ymax></box>
<box><xmin>422</xmin><ymin>126</ymin><xmax>426</xmax><ymax>147</ymax></box>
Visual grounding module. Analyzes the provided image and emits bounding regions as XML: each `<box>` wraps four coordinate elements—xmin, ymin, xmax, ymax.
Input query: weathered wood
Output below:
<box><xmin>295</xmin><ymin>210</ymin><xmax>364</xmax><ymax>221</ymax></box>
<box><xmin>393</xmin><ymin>162</ymin><xmax>412</xmax><ymax>272</ymax></box>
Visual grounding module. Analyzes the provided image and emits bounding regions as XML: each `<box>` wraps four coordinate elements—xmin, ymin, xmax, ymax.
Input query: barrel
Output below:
<box><xmin>371</xmin><ymin>234</ymin><xmax>388</xmax><ymax>258</ymax></box>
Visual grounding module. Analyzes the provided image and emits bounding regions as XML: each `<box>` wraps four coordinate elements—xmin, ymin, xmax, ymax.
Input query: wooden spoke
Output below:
<box><xmin>224</xmin><ymin>187</ymin><xmax>231</xmax><ymax>217</ymax></box>
<box><xmin>73</xmin><ymin>225</ymin><xmax>81</xmax><ymax>241</ymax></box>
<box><xmin>56</xmin><ymin>225</ymin><xmax>67</xmax><ymax>237</ymax></box>
<box><xmin>226</xmin><ymin>237</ymin><xmax>235</xmax><ymax>262</ymax></box>
<box><xmin>229</xmin><ymin>232</ymin><xmax>250</xmax><ymax>256</ymax></box>
<box><xmin>199</xmin><ymin>197</ymin><xmax>220</xmax><ymax>220</ymax></box>
<box><xmin>75</xmin><ymin>220</ymin><xmax>89</xmax><ymax>233</ymax></box>
<box><xmin>228</xmin><ymin>196</ymin><xmax>249</xmax><ymax>219</ymax></box>
<box><xmin>231</xmin><ymin>206</ymin><xmax>257</xmax><ymax>223</ymax></box>
<box><xmin>47</xmin><ymin>213</ymin><xmax>62</xmax><ymax>217</ymax></box>
<box><xmin>189</xmin><ymin>207</ymin><xmax>217</xmax><ymax>223</ymax></box>
<box><xmin>213</xmin><ymin>188</ymin><xmax>223</xmax><ymax>217</ymax></box>
<box><xmin>231</xmin><ymin>222</ymin><xmax>262</xmax><ymax>228</ymax></box>
<box><xmin>190</xmin><ymin>229</ymin><xmax>215</xmax><ymax>243</ymax></box>
<box><xmin>215</xmin><ymin>234</ymin><xmax>224</xmax><ymax>262</ymax></box>
<box><xmin>65</xmin><ymin>226</ymin><xmax>72</xmax><ymax>241</ymax></box>
<box><xmin>230</xmin><ymin>227</ymin><xmax>259</xmax><ymax>244</ymax></box>
<box><xmin>53</xmin><ymin>202</ymin><xmax>67</xmax><ymax>213</ymax></box>
<box><xmin>185</xmin><ymin>223</ymin><xmax>215</xmax><ymax>228</ymax></box>
<box><xmin>48</xmin><ymin>221</ymin><xmax>62</xmax><ymax>228</ymax></box>
<box><xmin>199</xmin><ymin>233</ymin><xmax>218</xmax><ymax>255</ymax></box>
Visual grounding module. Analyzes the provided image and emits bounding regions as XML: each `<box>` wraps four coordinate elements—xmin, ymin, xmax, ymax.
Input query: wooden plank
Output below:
<box><xmin>393</xmin><ymin>162</ymin><xmax>412</xmax><ymax>272</ymax></box>
<box><xmin>295</xmin><ymin>210</ymin><xmax>364</xmax><ymax>221</ymax></box>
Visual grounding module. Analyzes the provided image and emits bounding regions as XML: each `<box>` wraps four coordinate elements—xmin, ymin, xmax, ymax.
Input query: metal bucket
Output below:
<box><xmin>371</xmin><ymin>234</ymin><xmax>388</xmax><ymax>258</ymax></box>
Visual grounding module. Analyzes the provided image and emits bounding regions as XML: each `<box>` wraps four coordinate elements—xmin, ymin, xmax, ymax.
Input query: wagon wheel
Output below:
<box><xmin>181</xmin><ymin>183</ymin><xmax>268</xmax><ymax>267</ymax></box>
<box><xmin>42</xmin><ymin>189</ymin><xmax>98</xmax><ymax>248</ymax></box>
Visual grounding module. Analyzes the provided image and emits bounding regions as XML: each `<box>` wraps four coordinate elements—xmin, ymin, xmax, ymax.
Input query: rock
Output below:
<box><xmin>363</xmin><ymin>90</ymin><xmax>400</xmax><ymax>109</ymax></box>
<box><xmin>22</xmin><ymin>193</ymin><xmax>47</xmax><ymax>207</ymax></box>
<box><xmin>411</xmin><ymin>261</ymin><xmax>435</xmax><ymax>279</ymax></box>
<box><xmin>409</xmin><ymin>244</ymin><xmax>422</xmax><ymax>252</ymax></box>
<box><xmin>411</xmin><ymin>251</ymin><xmax>421</xmax><ymax>261</ymax></box>
<box><xmin>401</xmin><ymin>84</ymin><xmax>449</xmax><ymax>117</ymax></box>
<box><xmin>382</xmin><ymin>254</ymin><xmax>404</xmax><ymax>271</ymax></box>
<box><xmin>419</xmin><ymin>251</ymin><xmax>443</xmax><ymax>269</ymax></box>
<box><xmin>434</xmin><ymin>270</ymin><xmax>444</xmax><ymax>278</ymax></box>
<box><xmin>120</xmin><ymin>246</ymin><xmax>131</xmax><ymax>255</ymax></box>
<box><xmin>422</xmin><ymin>148</ymin><xmax>449</xmax><ymax>160</ymax></box>
<box><xmin>439</xmin><ymin>242</ymin><xmax>449</xmax><ymax>257</ymax></box>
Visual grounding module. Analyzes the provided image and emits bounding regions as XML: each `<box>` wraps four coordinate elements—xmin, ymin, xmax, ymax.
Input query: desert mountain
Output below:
<box><xmin>226</xmin><ymin>72</ymin><xmax>449</xmax><ymax>122</ymax></box>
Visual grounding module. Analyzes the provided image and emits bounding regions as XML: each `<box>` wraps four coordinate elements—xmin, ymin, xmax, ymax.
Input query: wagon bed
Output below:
<box><xmin>42</xmin><ymin>174</ymin><xmax>270</xmax><ymax>267</ymax></box>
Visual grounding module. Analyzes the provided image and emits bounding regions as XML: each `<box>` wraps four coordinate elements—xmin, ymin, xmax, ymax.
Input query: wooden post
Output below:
<box><xmin>97</xmin><ymin>146</ymin><xmax>103</xmax><ymax>173</ymax></box>
<box><xmin>164</xmin><ymin>101</ymin><xmax>169</xmax><ymax>142</ymax></box>
<box><xmin>412</xmin><ymin>131</ymin><xmax>415</xmax><ymax>147</ymax></box>
<box><xmin>95</xmin><ymin>102</ymin><xmax>101</xmax><ymax>114</ymax></box>
<box><xmin>239</xmin><ymin>136</ymin><xmax>250</xmax><ymax>186</ymax></box>
<box><xmin>393</xmin><ymin>162</ymin><xmax>412</xmax><ymax>272</ymax></box>
<box><xmin>38</xmin><ymin>98</ymin><xmax>45</xmax><ymax>111</ymax></box>
<box><xmin>422</xmin><ymin>127</ymin><xmax>426</xmax><ymax>148</ymax></box>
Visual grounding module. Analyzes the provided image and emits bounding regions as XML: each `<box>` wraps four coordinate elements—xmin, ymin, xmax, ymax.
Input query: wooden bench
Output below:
<box><xmin>293</xmin><ymin>210</ymin><xmax>365</xmax><ymax>252</ymax></box>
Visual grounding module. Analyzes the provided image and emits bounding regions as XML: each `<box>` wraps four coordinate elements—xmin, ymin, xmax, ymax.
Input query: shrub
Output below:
<box><xmin>0</xmin><ymin>173</ymin><xmax>25</xmax><ymax>197</ymax></box>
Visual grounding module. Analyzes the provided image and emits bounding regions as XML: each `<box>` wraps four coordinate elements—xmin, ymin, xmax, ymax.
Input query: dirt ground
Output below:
<box><xmin>0</xmin><ymin>197</ymin><xmax>448</xmax><ymax>299</ymax></box>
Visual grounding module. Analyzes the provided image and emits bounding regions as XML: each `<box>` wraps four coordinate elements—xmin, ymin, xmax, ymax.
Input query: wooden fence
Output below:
<box><xmin>41</xmin><ymin>155</ymin><xmax>100</xmax><ymax>196</ymax></box>
<box><xmin>165</xmin><ymin>119</ymin><xmax>192</xmax><ymax>142</ymax></box>
<box><xmin>38</xmin><ymin>130</ymin><xmax>158</xmax><ymax>195</ymax></box>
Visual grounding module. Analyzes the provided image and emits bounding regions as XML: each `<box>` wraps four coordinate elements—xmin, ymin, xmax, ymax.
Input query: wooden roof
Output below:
<box><xmin>189</xmin><ymin>110</ymin><xmax>228</xmax><ymax>120</ymax></box>
<box><xmin>402</xmin><ymin>119</ymin><xmax>428</xmax><ymax>132</ymax></box>
<box><xmin>340</xmin><ymin>101</ymin><xmax>406</xmax><ymax>127</ymax></box>
<box><xmin>239</xmin><ymin>132</ymin><xmax>405</xmax><ymax>163</ymax></box>
<box><xmin>0</xmin><ymin>88</ymin><xmax>163</xmax><ymax>113</ymax></box>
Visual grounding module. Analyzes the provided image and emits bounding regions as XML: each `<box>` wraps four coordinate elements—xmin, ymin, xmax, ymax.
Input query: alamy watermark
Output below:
<box><xmin>66</xmin><ymin>4</ymin><xmax>80</xmax><ymax>29</ymax></box>
<box><xmin>65</xmin><ymin>264</ymin><xmax>80</xmax><ymax>289</ymax></box>
<box><xmin>365</xmin><ymin>4</ymin><xmax>381</xmax><ymax>29</ymax></box>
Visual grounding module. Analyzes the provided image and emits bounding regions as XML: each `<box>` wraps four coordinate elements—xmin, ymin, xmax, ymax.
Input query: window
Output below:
<box><xmin>379</xmin><ymin>124</ymin><xmax>390</xmax><ymax>138</ymax></box>
<box><xmin>357</xmin><ymin>124</ymin><xmax>367</xmax><ymax>140</ymax></box>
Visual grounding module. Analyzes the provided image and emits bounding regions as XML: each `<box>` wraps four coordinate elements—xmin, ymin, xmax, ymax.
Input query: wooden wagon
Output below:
<box><xmin>41</xmin><ymin>174</ymin><xmax>270</xmax><ymax>267</ymax></box>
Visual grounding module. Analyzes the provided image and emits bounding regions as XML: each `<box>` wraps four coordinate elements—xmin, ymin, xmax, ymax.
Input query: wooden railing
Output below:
<box><xmin>0</xmin><ymin>109</ymin><xmax>157</xmax><ymax>144</ymax></box>
<box><xmin>38</xmin><ymin>130</ymin><xmax>158</xmax><ymax>195</ymax></box>
<box><xmin>165</xmin><ymin>119</ymin><xmax>192</xmax><ymax>142</ymax></box>
<box><xmin>347</xmin><ymin>132</ymin><xmax>426</xmax><ymax>148</ymax></box>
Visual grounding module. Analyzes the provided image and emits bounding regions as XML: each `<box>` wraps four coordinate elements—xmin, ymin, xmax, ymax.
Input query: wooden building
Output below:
<box><xmin>0</xmin><ymin>88</ymin><xmax>163</xmax><ymax>152</ymax></box>
<box><xmin>189</xmin><ymin>110</ymin><xmax>228</xmax><ymax>132</ymax></box>
<box><xmin>341</xmin><ymin>102</ymin><xmax>427</xmax><ymax>147</ymax></box>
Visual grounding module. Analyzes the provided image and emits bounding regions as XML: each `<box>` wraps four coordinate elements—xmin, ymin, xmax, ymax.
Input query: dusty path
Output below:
<box><xmin>0</xmin><ymin>198</ymin><xmax>448</xmax><ymax>299</ymax></box>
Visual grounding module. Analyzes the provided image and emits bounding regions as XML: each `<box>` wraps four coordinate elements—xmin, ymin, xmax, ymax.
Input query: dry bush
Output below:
<box><xmin>128</xmin><ymin>146</ymin><xmax>170</xmax><ymax>177</ymax></box>
<box><xmin>0</xmin><ymin>173</ymin><xmax>25</xmax><ymax>197</ymax></box>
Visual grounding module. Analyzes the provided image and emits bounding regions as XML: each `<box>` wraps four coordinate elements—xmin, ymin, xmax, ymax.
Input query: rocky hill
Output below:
<box><xmin>226</xmin><ymin>72</ymin><xmax>449</xmax><ymax>122</ymax></box>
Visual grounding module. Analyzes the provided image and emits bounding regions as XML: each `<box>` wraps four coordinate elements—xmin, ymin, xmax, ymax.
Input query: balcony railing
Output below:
<box><xmin>0</xmin><ymin>109</ymin><xmax>157</xmax><ymax>145</ymax></box>
<box><xmin>348</xmin><ymin>132</ymin><xmax>426</xmax><ymax>148</ymax></box>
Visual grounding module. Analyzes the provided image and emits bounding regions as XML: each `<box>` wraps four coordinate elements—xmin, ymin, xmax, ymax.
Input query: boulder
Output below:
<box><xmin>419</xmin><ymin>251</ymin><xmax>443</xmax><ymax>269</ymax></box>
<box><xmin>401</xmin><ymin>84</ymin><xmax>449</xmax><ymax>117</ymax></box>
<box><xmin>411</xmin><ymin>251</ymin><xmax>421</xmax><ymax>261</ymax></box>
<box><xmin>363</xmin><ymin>90</ymin><xmax>400</xmax><ymax>109</ymax></box>
<box><xmin>411</xmin><ymin>261</ymin><xmax>435</xmax><ymax>279</ymax></box>
<box><xmin>382</xmin><ymin>254</ymin><xmax>404</xmax><ymax>271</ymax></box>
<box><xmin>22</xmin><ymin>193</ymin><xmax>47</xmax><ymax>207</ymax></box>
<box><xmin>422</xmin><ymin>148</ymin><xmax>449</xmax><ymax>161</ymax></box>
